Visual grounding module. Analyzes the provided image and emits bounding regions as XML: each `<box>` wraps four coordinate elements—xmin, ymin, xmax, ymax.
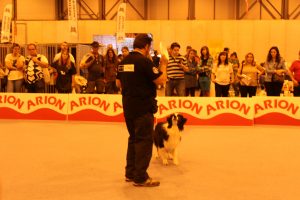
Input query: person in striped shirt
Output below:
<box><xmin>165</xmin><ymin>42</ymin><xmax>189</xmax><ymax>96</ymax></box>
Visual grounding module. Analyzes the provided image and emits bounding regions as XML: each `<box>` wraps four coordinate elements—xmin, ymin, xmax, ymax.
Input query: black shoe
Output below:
<box><xmin>125</xmin><ymin>177</ymin><xmax>133</xmax><ymax>182</ymax></box>
<box><xmin>133</xmin><ymin>178</ymin><xmax>160</xmax><ymax>187</ymax></box>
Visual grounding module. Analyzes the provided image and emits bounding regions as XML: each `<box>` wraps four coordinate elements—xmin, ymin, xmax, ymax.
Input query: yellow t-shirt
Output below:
<box><xmin>240</xmin><ymin>64</ymin><xmax>263</xmax><ymax>86</ymax></box>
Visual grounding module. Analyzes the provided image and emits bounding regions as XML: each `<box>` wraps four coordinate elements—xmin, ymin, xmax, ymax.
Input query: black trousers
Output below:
<box><xmin>26</xmin><ymin>79</ymin><xmax>45</xmax><ymax>93</ymax></box>
<box><xmin>265</xmin><ymin>82</ymin><xmax>283</xmax><ymax>96</ymax></box>
<box><xmin>240</xmin><ymin>85</ymin><xmax>257</xmax><ymax>97</ymax></box>
<box><xmin>124</xmin><ymin>113</ymin><xmax>154</xmax><ymax>183</ymax></box>
<box><xmin>215</xmin><ymin>83</ymin><xmax>230</xmax><ymax>97</ymax></box>
<box><xmin>294</xmin><ymin>83</ymin><xmax>300</xmax><ymax>97</ymax></box>
<box><xmin>185</xmin><ymin>87</ymin><xmax>196</xmax><ymax>97</ymax></box>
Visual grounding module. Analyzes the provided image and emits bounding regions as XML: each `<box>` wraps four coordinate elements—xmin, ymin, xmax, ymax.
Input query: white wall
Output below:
<box><xmin>0</xmin><ymin>0</ymin><xmax>12</xmax><ymax>19</ymax></box>
<box><xmin>76</xmin><ymin>0</ymin><xmax>145</xmax><ymax>20</ymax></box>
<box><xmin>1</xmin><ymin>0</ymin><xmax>299</xmax><ymax>20</ymax></box>
<box><xmin>16</xmin><ymin>0</ymin><xmax>56</xmax><ymax>20</ymax></box>
<box><xmin>14</xmin><ymin>19</ymin><xmax>300</xmax><ymax>64</ymax></box>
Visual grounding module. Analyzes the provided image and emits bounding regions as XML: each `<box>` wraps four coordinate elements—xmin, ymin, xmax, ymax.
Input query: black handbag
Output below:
<box><xmin>272</xmin><ymin>73</ymin><xmax>285</xmax><ymax>82</ymax></box>
<box><xmin>272</xmin><ymin>63</ymin><xmax>285</xmax><ymax>83</ymax></box>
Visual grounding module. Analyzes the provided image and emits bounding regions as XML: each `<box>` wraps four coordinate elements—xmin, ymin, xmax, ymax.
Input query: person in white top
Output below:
<box><xmin>211</xmin><ymin>51</ymin><xmax>234</xmax><ymax>97</ymax></box>
<box><xmin>53</xmin><ymin>41</ymin><xmax>75</xmax><ymax>63</ymax></box>
<box><xmin>5</xmin><ymin>43</ymin><xmax>25</xmax><ymax>93</ymax></box>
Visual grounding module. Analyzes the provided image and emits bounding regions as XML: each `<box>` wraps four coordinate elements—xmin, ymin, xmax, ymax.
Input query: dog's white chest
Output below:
<box><xmin>163</xmin><ymin>126</ymin><xmax>181</xmax><ymax>151</ymax></box>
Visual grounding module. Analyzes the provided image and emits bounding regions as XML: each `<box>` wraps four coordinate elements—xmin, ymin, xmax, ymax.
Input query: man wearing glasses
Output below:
<box><xmin>24</xmin><ymin>43</ymin><xmax>49</xmax><ymax>93</ymax></box>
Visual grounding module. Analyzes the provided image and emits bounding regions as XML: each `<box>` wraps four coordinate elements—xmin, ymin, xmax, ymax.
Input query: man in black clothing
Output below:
<box><xmin>116</xmin><ymin>34</ymin><xmax>167</xmax><ymax>187</ymax></box>
<box><xmin>152</xmin><ymin>50</ymin><xmax>160</xmax><ymax>68</ymax></box>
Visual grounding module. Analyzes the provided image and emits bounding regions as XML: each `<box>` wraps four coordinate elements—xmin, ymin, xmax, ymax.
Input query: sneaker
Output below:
<box><xmin>125</xmin><ymin>177</ymin><xmax>133</xmax><ymax>182</ymax></box>
<box><xmin>133</xmin><ymin>178</ymin><xmax>160</xmax><ymax>187</ymax></box>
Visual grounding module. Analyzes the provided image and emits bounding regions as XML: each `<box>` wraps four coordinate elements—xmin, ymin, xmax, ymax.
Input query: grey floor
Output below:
<box><xmin>1</xmin><ymin>120</ymin><xmax>300</xmax><ymax>200</ymax></box>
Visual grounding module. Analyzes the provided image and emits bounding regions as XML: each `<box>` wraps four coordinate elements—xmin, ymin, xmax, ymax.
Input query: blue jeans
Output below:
<box><xmin>165</xmin><ymin>79</ymin><xmax>185</xmax><ymax>96</ymax></box>
<box><xmin>198</xmin><ymin>76</ymin><xmax>211</xmax><ymax>92</ymax></box>
<box><xmin>7</xmin><ymin>79</ymin><xmax>24</xmax><ymax>93</ymax></box>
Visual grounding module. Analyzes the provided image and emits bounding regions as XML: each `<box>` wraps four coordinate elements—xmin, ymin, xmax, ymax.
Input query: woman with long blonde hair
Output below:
<box><xmin>237</xmin><ymin>52</ymin><xmax>264</xmax><ymax>97</ymax></box>
<box><xmin>52</xmin><ymin>49</ymin><xmax>77</xmax><ymax>93</ymax></box>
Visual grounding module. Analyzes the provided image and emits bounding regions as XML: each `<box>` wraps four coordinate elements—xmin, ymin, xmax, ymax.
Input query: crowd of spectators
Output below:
<box><xmin>0</xmin><ymin>41</ymin><xmax>299</xmax><ymax>97</ymax></box>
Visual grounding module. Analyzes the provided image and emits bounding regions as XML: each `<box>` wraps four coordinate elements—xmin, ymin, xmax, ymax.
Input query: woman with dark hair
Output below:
<box><xmin>289</xmin><ymin>50</ymin><xmax>300</xmax><ymax>96</ymax></box>
<box><xmin>264</xmin><ymin>46</ymin><xmax>287</xmax><ymax>96</ymax></box>
<box><xmin>237</xmin><ymin>53</ymin><xmax>264</xmax><ymax>97</ymax></box>
<box><xmin>52</xmin><ymin>49</ymin><xmax>77</xmax><ymax>93</ymax></box>
<box><xmin>211</xmin><ymin>51</ymin><xmax>234</xmax><ymax>97</ymax></box>
<box><xmin>184</xmin><ymin>49</ymin><xmax>198</xmax><ymax>96</ymax></box>
<box><xmin>197</xmin><ymin>46</ymin><xmax>213</xmax><ymax>97</ymax></box>
<box><xmin>104</xmin><ymin>48</ymin><xmax>119</xmax><ymax>94</ymax></box>
<box><xmin>229</xmin><ymin>52</ymin><xmax>240</xmax><ymax>96</ymax></box>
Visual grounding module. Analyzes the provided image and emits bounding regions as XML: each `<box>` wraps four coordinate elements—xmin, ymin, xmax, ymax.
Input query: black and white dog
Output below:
<box><xmin>153</xmin><ymin>113</ymin><xmax>187</xmax><ymax>165</ymax></box>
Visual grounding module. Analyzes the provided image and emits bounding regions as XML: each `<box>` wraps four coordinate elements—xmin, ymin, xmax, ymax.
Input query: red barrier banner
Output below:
<box><xmin>67</xmin><ymin>94</ymin><xmax>124</xmax><ymax>122</ymax></box>
<box><xmin>254</xmin><ymin>97</ymin><xmax>300</xmax><ymax>125</ymax></box>
<box><xmin>1</xmin><ymin>93</ymin><xmax>300</xmax><ymax>126</ymax></box>
<box><xmin>0</xmin><ymin>93</ymin><xmax>68</xmax><ymax>120</ymax></box>
<box><xmin>156</xmin><ymin>97</ymin><xmax>254</xmax><ymax>126</ymax></box>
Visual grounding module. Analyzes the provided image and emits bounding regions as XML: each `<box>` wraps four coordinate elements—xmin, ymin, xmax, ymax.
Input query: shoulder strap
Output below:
<box><xmin>240</xmin><ymin>61</ymin><xmax>244</xmax><ymax>74</ymax></box>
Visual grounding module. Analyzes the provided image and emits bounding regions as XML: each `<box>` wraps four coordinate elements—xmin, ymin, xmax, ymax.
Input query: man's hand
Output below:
<box><xmin>160</xmin><ymin>54</ymin><xmax>168</xmax><ymax>66</ymax></box>
<box><xmin>31</xmin><ymin>56</ymin><xmax>39</xmax><ymax>63</ymax></box>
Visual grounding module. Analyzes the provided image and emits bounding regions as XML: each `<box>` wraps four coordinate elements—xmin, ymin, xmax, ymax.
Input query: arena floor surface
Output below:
<box><xmin>0</xmin><ymin>120</ymin><xmax>300</xmax><ymax>200</ymax></box>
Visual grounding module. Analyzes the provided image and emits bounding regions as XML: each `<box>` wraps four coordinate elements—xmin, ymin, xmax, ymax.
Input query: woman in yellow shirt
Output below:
<box><xmin>237</xmin><ymin>52</ymin><xmax>264</xmax><ymax>97</ymax></box>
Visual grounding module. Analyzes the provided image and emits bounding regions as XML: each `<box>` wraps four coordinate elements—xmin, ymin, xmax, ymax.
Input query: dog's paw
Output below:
<box><xmin>173</xmin><ymin>159</ymin><xmax>179</xmax><ymax>165</ymax></box>
<box><xmin>168</xmin><ymin>153</ymin><xmax>174</xmax><ymax>160</ymax></box>
<box><xmin>162</xmin><ymin>159</ymin><xmax>169</xmax><ymax>165</ymax></box>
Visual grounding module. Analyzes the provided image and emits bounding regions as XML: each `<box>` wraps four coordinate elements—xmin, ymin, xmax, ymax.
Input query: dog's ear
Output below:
<box><xmin>167</xmin><ymin>115</ymin><xmax>173</xmax><ymax>128</ymax></box>
<box><xmin>177</xmin><ymin>115</ymin><xmax>187</xmax><ymax>131</ymax></box>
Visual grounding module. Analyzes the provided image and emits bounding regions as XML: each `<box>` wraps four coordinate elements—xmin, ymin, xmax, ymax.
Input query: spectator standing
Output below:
<box><xmin>165</xmin><ymin>42</ymin><xmax>188</xmax><ymax>96</ymax></box>
<box><xmin>53</xmin><ymin>41</ymin><xmax>75</xmax><ymax>63</ymax></box>
<box><xmin>0</xmin><ymin>62</ymin><xmax>8</xmax><ymax>92</ymax></box>
<box><xmin>152</xmin><ymin>50</ymin><xmax>160</xmax><ymax>68</ymax></box>
<box><xmin>237</xmin><ymin>53</ymin><xmax>264</xmax><ymax>97</ymax></box>
<box><xmin>289</xmin><ymin>50</ymin><xmax>300</xmax><ymax>96</ymax></box>
<box><xmin>197</xmin><ymin>46</ymin><xmax>213</xmax><ymax>97</ymax></box>
<box><xmin>184</xmin><ymin>49</ymin><xmax>198</xmax><ymax>96</ymax></box>
<box><xmin>24</xmin><ymin>43</ymin><xmax>49</xmax><ymax>93</ymax></box>
<box><xmin>229</xmin><ymin>52</ymin><xmax>240</xmax><ymax>96</ymax></box>
<box><xmin>5</xmin><ymin>43</ymin><xmax>25</xmax><ymax>93</ymax></box>
<box><xmin>104</xmin><ymin>48</ymin><xmax>119</xmax><ymax>94</ymax></box>
<box><xmin>52</xmin><ymin>50</ymin><xmax>77</xmax><ymax>93</ymax></box>
<box><xmin>264</xmin><ymin>46</ymin><xmax>287</xmax><ymax>96</ymax></box>
<box><xmin>211</xmin><ymin>51</ymin><xmax>234</xmax><ymax>97</ymax></box>
<box><xmin>80</xmin><ymin>41</ymin><xmax>105</xmax><ymax>94</ymax></box>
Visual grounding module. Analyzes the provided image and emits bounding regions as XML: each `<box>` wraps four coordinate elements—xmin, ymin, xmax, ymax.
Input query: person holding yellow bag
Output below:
<box><xmin>237</xmin><ymin>52</ymin><xmax>264</xmax><ymax>97</ymax></box>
